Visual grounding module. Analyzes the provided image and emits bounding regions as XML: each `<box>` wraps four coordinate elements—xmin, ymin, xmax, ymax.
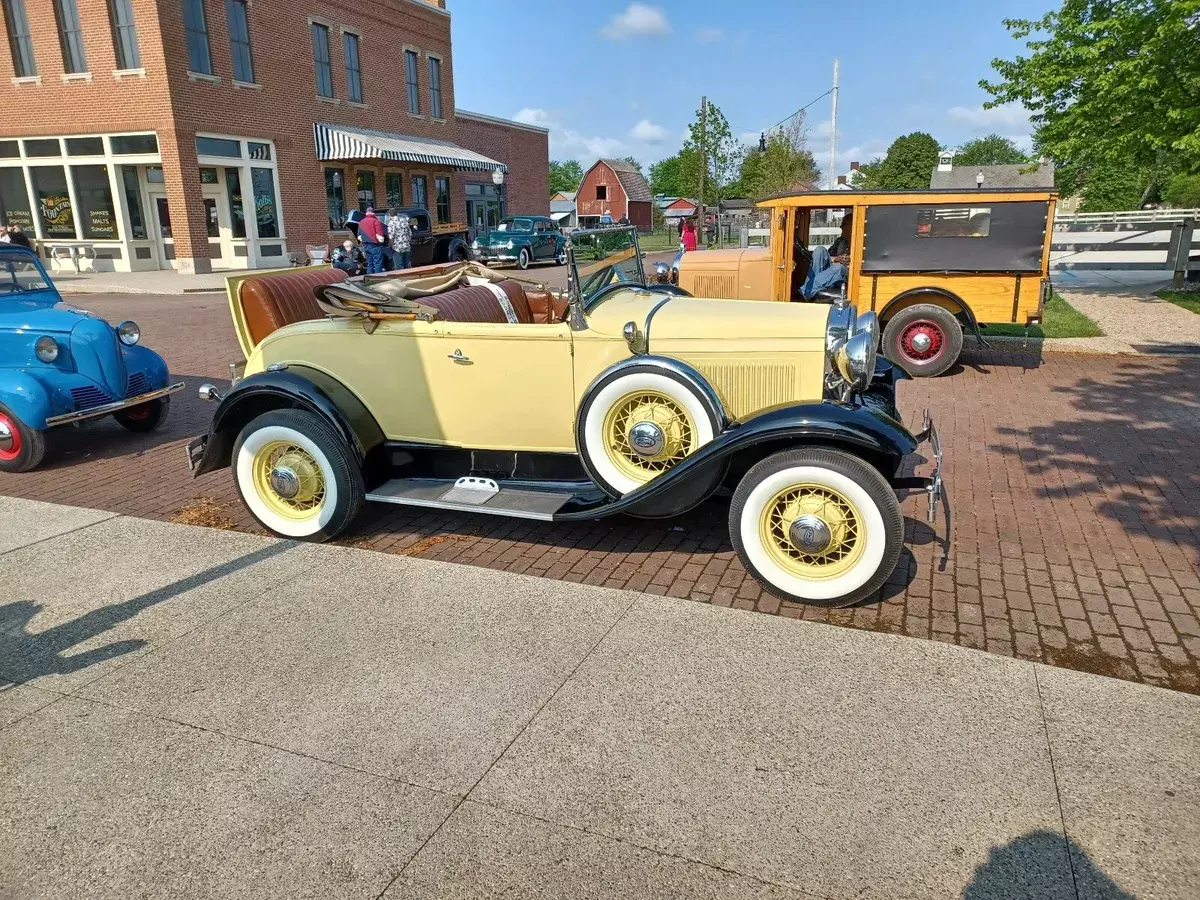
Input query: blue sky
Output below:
<box><xmin>450</xmin><ymin>0</ymin><xmax>1056</xmax><ymax>180</ymax></box>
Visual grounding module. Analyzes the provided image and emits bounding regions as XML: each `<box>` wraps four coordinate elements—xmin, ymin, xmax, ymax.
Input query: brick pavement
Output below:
<box><xmin>3</xmin><ymin>293</ymin><xmax>1198</xmax><ymax>694</ymax></box>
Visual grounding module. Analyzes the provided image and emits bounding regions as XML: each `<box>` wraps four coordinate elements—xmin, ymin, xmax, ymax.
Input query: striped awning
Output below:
<box><xmin>313</xmin><ymin>123</ymin><xmax>506</xmax><ymax>173</ymax></box>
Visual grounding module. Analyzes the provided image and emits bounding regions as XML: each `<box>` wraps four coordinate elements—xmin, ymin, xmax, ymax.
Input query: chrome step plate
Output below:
<box><xmin>366</xmin><ymin>478</ymin><xmax>577</xmax><ymax>520</ymax></box>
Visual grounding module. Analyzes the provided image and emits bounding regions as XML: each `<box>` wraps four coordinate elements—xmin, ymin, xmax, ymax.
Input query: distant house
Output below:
<box><xmin>826</xmin><ymin>161</ymin><xmax>862</xmax><ymax>190</ymax></box>
<box><xmin>719</xmin><ymin>198</ymin><xmax>755</xmax><ymax>218</ymax></box>
<box><xmin>930</xmin><ymin>152</ymin><xmax>1055</xmax><ymax>189</ymax></box>
<box><xmin>661</xmin><ymin>197</ymin><xmax>697</xmax><ymax>229</ymax></box>
<box><xmin>577</xmin><ymin>159</ymin><xmax>653</xmax><ymax>231</ymax></box>
<box><xmin>550</xmin><ymin>190</ymin><xmax>577</xmax><ymax>229</ymax></box>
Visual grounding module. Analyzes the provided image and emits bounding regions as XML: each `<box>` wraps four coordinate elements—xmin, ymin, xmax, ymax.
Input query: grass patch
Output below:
<box><xmin>982</xmin><ymin>293</ymin><xmax>1103</xmax><ymax>339</ymax></box>
<box><xmin>636</xmin><ymin>230</ymin><xmax>681</xmax><ymax>252</ymax></box>
<box><xmin>1154</xmin><ymin>288</ymin><xmax>1200</xmax><ymax>314</ymax></box>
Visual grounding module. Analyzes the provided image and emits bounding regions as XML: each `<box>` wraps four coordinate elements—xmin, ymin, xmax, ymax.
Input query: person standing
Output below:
<box><xmin>681</xmin><ymin>218</ymin><xmax>697</xmax><ymax>252</ymax></box>
<box><xmin>358</xmin><ymin>206</ymin><xmax>387</xmax><ymax>274</ymax></box>
<box><xmin>388</xmin><ymin>209</ymin><xmax>412</xmax><ymax>270</ymax></box>
<box><xmin>8</xmin><ymin>225</ymin><xmax>31</xmax><ymax>249</ymax></box>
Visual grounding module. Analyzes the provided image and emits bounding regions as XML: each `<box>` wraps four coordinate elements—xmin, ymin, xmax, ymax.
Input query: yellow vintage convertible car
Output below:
<box><xmin>187</xmin><ymin>227</ymin><xmax>942</xmax><ymax>608</ymax></box>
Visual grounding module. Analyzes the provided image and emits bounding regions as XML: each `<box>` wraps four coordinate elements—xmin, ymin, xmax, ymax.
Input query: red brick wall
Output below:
<box><xmin>576</xmin><ymin>161</ymin><xmax>626</xmax><ymax>220</ymax></box>
<box><xmin>0</xmin><ymin>0</ymin><xmax>546</xmax><ymax>265</ymax></box>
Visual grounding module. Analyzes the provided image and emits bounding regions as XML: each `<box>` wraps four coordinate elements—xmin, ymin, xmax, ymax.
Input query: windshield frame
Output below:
<box><xmin>0</xmin><ymin>251</ymin><xmax>54</xmax><ymax>298</ymax></box>
<box><xmin>566</xmin><ymin>225</ymin><xmax>646</xmax><ymax>311</ymax></box>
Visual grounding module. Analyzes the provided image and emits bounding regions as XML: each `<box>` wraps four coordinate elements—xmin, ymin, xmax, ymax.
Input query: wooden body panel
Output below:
<box><xmin>856</xmin><ymin>272</ymin><xmax>1043</xmax><ymax>324</ymax></box>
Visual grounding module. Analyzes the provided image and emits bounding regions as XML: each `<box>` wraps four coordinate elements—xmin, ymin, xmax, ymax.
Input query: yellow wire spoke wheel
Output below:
<box><xmin>250</xmin><ymin>440</ymin><xmax>327</xmax><ymax>522</ymax></box>
<box><xmin>601</xmin><ymin>390</ymin><xmax>697</xmax><ymax>484</ymax></box>
<box><xmin>759</xmin><ymin>483</ymin><xmax>866</xmax><ymax>580</ymax></box>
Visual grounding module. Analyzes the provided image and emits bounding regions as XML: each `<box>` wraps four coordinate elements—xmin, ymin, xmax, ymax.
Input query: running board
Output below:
<box><xmin>365</xmin><ymin>477</ymin><xmax>579</xmax><ymax>521</ymax></box>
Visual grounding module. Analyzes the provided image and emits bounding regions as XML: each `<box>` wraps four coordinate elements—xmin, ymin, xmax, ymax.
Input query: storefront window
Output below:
<box><xmin>196</xmin><ymin>136</ymin><xmax>240</xmax><ymax>158</ymax></box>
<box><xmin>411</xmin><ymin>175</ymin><xmax>426</xmax><ymax>210</ymax></box>
<box><xmin>71</xmin><ymin>165</ymin><xmax>118</xmax><ymax>239</ymax></box>
<box><xmin>356</xmin><ymin>171</ymin><xmax>374</xmax><ymax>212</ymax></box>
<box><xmin>120</xmin><ymin>166</ymin><xmax>146</xmax><ymax>239</ymax></box>
<box><xmin>247</xmin><ymin>141</ymin><xmax>271</xmax><ymax>160</ymax></box>
<box><xmin>24</xmin><ymin>139</ymin><xmax>61</xmax><ymax>158</ymax></box>
<box><xmin>66</xmin><ymin>136</ymin><xmax>104</xmax><ymax>156</ymax></box>
<box><xmin>146</xmin><ymin>166</ymin><xmax>164</xmax><ymax>183</ymax></box>
<box><xmin>203</xmin><ymin>198</ymin><xmax>219</xmax><ymax>237</ymax></box>
<box><xmin>30</xmin><ymin>166</ymin><xmax>75</xmax><ymax>238</ymax></box>
<box><xmin>0</xmin><ymin>168</ymin><xmax>34</xmax><ymax>230</ymax></box>
<box><xmin>325</xmin><ymin>168</ymin><xmax>344</xmax><ymax>229</ymax></box>
<box><xmin>385</xmin><ymin>172</ymin><xmax>403</xmax><ymax>210</ymax></box>
<box><xmin>110</xmin><ymin>134</ymin><xmax>158</xmax><ymax>155</ymax></box>
<box><xmin>0</xmin><ymin>141</ymin><xmax>18</xmax><ymax>158</ymax></box>
<box><xmin>225</xmin><ymin>168</ymin><xmax>245</xmax><ymax>238</ymax></box>
<box><xmin>251</xmin><ymin>166</ymin><xmax>278</xmax><ymax>238</ymax></box>
<box><xmin>435</xmin><ymin>177</ymin><xmax>450</xmax><ymax>224</ymax></box>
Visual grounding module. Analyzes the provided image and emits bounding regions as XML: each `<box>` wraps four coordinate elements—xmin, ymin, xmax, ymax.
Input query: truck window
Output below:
<box><xmin>916</xmin><ymin>207</ymin><xmax>992</xmax><ymax>238</ymax></box>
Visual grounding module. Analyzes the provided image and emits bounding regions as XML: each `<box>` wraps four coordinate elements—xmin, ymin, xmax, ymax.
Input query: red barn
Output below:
<box><xmin>576</xmin><ymin>159</ymin><xmax>653</xmax><ymax>231</ymax></box>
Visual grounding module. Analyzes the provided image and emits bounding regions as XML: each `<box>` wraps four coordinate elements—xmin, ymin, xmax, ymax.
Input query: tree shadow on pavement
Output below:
<box><xmin>991</xmin><ymin>355</ymin><xmax>1200</xmax><ymax>558</ymax></box>
<box><xmin>0</xmin><ymin>542</ymin><xmax>290</xmax><ymax>688</ymax></box>
<box><xmin>963</xmin><ymin>829</ymin><xmax>1136</xmax><ymax>900</ymax></box>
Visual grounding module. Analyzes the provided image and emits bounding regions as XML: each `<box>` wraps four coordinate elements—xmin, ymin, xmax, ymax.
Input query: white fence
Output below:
<box><xmin>1054</xmin><ymin>208</ymin><xmax>1200</xmax><ymax>226</ymax></box>
<box><xmin>1051</xmin><ymin>211</ymin><xmax>1197</xmax><ymax>282</ymax></box>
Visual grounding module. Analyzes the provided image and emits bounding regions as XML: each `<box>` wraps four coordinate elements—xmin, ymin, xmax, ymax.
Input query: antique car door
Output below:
<box><xmin>771</xmin><ymin>207</ymin><xmax>796</xmax><ymax>301</ymax></box>
<box><xmin>417</xmin><ymin>321</ymin><xmax>577</xmax><ymax>453</ymax></box>
<box><xmin>409</xmin><ymin>211</ymin><xmax>434</xmax><ymax>265</ymax></box>
<box><xmin>533</xmin><ymin>221</ymin><xmax>553</xmax><ymax>259</ymax></box>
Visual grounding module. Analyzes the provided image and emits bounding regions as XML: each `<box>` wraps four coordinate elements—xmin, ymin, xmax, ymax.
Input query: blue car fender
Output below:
<box><xmin>0</xmin><ymin>371</ymin><xmax>54</xmax><ymax>430</ymax></box>
<box><xmin>120</xmin><ymin>342</ymin><xmax>171</xmax><ymax>389</ymax></box>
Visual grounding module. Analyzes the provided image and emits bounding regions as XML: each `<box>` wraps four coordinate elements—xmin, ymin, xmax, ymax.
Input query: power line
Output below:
<box><xmin>765</xmin><ymin>87</ymin><xmax>834</xmax><ymax>134</ymax></box>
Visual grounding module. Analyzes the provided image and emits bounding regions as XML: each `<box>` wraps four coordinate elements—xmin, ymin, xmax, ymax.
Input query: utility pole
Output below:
<box><xmin>829</xmin><ymin>58</ymin><xmax>839</xmax><ymax>190</ymax></box>
<box><xmin>698</xmin><ymin>95</ymin><xmax>707</xmax><ymax>243</ymax></box>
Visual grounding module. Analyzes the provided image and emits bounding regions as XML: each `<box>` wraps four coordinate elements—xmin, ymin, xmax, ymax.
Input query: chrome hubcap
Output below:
<box><xmin>0</xmin><ymin>420</ymin><xmax>12</xmax><ymax>452</ymax></box>
<box><xmin>628</xmin><ymin>421</ymin><xmax>666</xmax><ymax>457</ymax></box>
<box><xmin>269</xmin><ymin>466</ymin><xmax>301</xmax><ymax>500</ymax></box>
<box><xmin>789</xmin><ymin>514</ymin><xmax>833</xmax><ymax>554</ymax></box>
<box><xmin>910</xmin><ymin>332</ymin><xmax>933</xmax><ymax>353</ymax></box>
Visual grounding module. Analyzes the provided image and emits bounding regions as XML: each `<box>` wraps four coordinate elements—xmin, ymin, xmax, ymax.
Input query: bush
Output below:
<box><xmin>1162</xmin><ymin>174</ymin><xmax>1200</xmax><ymax>208</ymax></box>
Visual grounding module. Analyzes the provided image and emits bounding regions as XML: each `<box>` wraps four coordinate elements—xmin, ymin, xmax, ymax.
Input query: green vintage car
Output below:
<box><xmin>471</xmin><ymin>215</ymin><xmax>567</xmax><ymax>269</ymax></box>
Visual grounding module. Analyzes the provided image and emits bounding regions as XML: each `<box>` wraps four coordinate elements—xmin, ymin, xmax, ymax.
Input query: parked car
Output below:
<box><xmin>0</xmin><ymin>246</ymin><xmax>183</xmax><ymax>472</ymax></box>
<box><xmin>187</xmin><ymin>226</ymin><xmax>942</xmax><ymax>608</ymax></box>
<box><xmin>673</xmin><ymin>188</ymin><xmax>1058</xmax><ymax>376</ymax></box>
<box><xmin>472</xmin><ymin>216</ymin><xmax>566</xmax><ymax>269</ymax></box>
<box><xmin>345</xmin><ymin>208</ymin><xmax>471</xmax><ymax>267</ymax></box>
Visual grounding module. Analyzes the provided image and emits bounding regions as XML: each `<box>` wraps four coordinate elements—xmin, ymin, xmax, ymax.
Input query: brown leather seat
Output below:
<box><xmin>240</xmin><ymin>267</ymin><xmax>348</xmax><ymax>345</ymax></box>
<box><xmin>524</xmin><ymin>289</ymin><xmax>569</xmax><ymax>324</ymax></box>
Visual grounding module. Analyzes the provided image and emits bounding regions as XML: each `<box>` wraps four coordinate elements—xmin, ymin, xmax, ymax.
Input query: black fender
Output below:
<box><xmin>558</xmin><ymin>399</ymin><xmax>918</xmax><ymax>521</ymax></box>
<box><xmin>435</xmin><ymin>235</ymin><xmax>470</xmax><ymax>262</ymax></box>
<box><xmin>191</xmin><ymin>366</ymin><xmax>385</xmax><ymax>477</ymax></box>
<box><xmin>879</xmin><ymin>286</ymin><xmax>989</xmax><ymax>348</ymax></box>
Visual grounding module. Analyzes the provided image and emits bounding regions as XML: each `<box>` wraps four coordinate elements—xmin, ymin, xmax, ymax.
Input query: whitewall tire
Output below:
<box><xmin>232</xmin><ymin>409</ymin><xmax>364</xmax><ymax>541</ymax></box>
<box><xmin>730</xmin><ymin>448</ymin><xmax>903</xmax><ymax>607</ymax></box>
<box><xmin>577</xmin><ymin>365</ymin><xmax>721</xmax><ymax>497</ymax></box>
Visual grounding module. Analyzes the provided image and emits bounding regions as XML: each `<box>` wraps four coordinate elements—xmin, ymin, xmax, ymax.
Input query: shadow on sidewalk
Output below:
<box><xmin>965</xmin><ymin>829</ymin><xmax>1136</xmax><ymax>899</ymax></box>
<box><xmin>0</xmin><ymin>542</ymin><xmax>291</xmax><ymax>688</ymax></box>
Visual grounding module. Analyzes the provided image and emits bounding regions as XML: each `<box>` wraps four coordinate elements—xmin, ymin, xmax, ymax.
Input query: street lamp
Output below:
<box><xmin>492</xmin><ymin>167</ymin><xmax>505</xmax><ymax>187</ymax></box>
<box><xmin>975</xmin><ymin>170</ymin><xmax>984</xmax><ymax>189</ymax></box>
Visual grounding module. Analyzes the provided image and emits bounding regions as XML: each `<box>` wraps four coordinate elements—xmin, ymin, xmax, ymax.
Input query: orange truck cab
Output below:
<box><xmin>674</xmin><ymin>189</ymin><xmax>1057</xmax><ymax>376</ymax></box>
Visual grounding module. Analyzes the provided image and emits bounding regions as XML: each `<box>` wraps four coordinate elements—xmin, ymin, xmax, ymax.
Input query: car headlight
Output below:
<box><xmin>825</xmin><ymin>304</ymin><xmax>856</xmax><ymax>363</ymax></box>
<box><xmin>35</xmin><ymin>335</ymin><xmax>58</xmax><ymax>363</ymax></box>
<box><xmin>506</xmin><ymin>240</ymin><xmax>514</xmax><ymax>250</ymax></box>
<box><xmin>117</xmin><ymin>320</ymin><xmax>140</xmax><ymax>346</ymax></box>
<box><xmin>835</xmin><ymin>330</ymin><xmax>877</xmax><ymax>394</ymax></box>
<box><xmin>471</xmin><ymin>239</ymin><xmax>479</xmax><ymax>249</ymax></box>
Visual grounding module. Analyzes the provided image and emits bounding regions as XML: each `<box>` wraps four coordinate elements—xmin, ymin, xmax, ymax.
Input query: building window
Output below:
<box><xmin>196</xmin><ymin>136</ymin><xmax>240</xmax><ymax>157</ymax></box>
<box><xmin>251</xmin><ymin>167</ymin><xmax>278</xmax><ymax>238</ymax></box>
<box><xmin>66</xmin><ymin>136</ymin><xmax>104</xmax><ymax>156</ymax></box>
<box><xmin>356</xmin><ymin>171</ymin><xmax>374</xmax><ymax>212</ymax></box>
<box><xmin>71</xmin><ymin>165</ymin><xmax>118</xmax><ymax>239</ymax></box>
<box><xmin>434</xmin><ymin>176</ymin><xmax>449</xmax><ymax>224</ymax></box>
<box><xmin>325</xmin><ymin>167</ymin><xmax>344</xmax><ymax>229</ymax></box>
<box><xmin>405</xmin><ymin>49</ymin><xmax>419</xmax><ymax>114</ymax></box>
<box><xmin>596</xmin><ymin>185</ymin><xmax>607</xmax><ymax>201</ymax></box>
<box><xmin>108</xmin><ymin>0</ymin><xmax>139</xmax><ymax>69</ymax></box>
<box><xmin>225</xmin><ymin>0</ymin><xmax>254</xmax><ymax>83</ymax></box>
<box><xmin>54</xmin><ymin>0</ymin><xmax>87</xmax><ymax>73</ymax></box>
<box><xmin>411</xmin><ymin>175</ymin><xmax>427</xmax><ymax>210</ymax></box>
<box><xmin>385</xmin><ymin>172</ymin><xmax>403</xmax><ymax>209</ymax></box>
<box><xmin>24</xmin><ymin>139</ymin><xmax>62</xmax><ymax>157</ymax></box>
<box><xmin>343</xmin><ymin>31</ymin><xmax>362</xmax><ymax>103</ymax></box>
<box><xmin>182</xmin><ymin>0</ymin><xmax>211</xmax><ymax>75</ymax></box>
<box><xmin>120</xmin><ymin>166</ymin><xmax>146</xmax><ymax>239</ymax></box>
<box><xmin>110</xmin><ymin>133</ymin><xmax>158</xmax><ymax>155</ymax></box>
<box><xmin>30</xmin><ymin>166</ymin><xmax>76</xmax><ymax>238</ymax></box>
<box><xmin>311</xmin><ymin>22</ymin><xmax>333</xmax><ymax>98</ymax></box>
<box><xmin>0</xmin><ymin>140</ymin><xmax>19</xmax><ymax>158</ymax></box>
<box><xmin>3</xmin><ymin>0</ymin><xmax>36</xmax><ymax>77</ymax></box>
<box><xmin>247</xmin><ymin>141</ymin><xmax>271</xmax><ymax>160</ymax></box>
<box><xmin>0</xmin><ymin>167</ymin><xmax>35</xmax><ymax>232</ymax></box>
<box><xmin>428</xmin><ymin>56</ymin><xmax>442</xmax><ymax>119</ymax></box>
<box><xmin>225</xmin><ymin>167</ymin><xmax>245</xmax><ymax>237</ymax></box>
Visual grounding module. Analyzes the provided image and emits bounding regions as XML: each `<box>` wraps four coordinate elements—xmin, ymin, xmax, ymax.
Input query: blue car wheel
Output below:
<box><xmin>0</xmin><ymin>404</ymin><xmax>47</xmax><ymax>473</ymax></box>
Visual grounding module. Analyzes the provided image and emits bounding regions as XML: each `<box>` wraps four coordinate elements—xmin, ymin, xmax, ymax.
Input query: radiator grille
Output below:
<box><xmin>691</xmin><ymin>274</ymin><xmax>737</xmax><ymax>299</ymax></box>
<box><xmin>696</xmin><ymin>363</ymin><xmax>797</xmax><ymax>420</ymax></box>
<box><xmin>126</xmin><ymin>372</ymin><xmax>148</xmax><ymax>396</ymax></box>
<box><xmin>70</xmin><ymin>385</ymin><xmax>113</xmax><ymax>411</ymax></box>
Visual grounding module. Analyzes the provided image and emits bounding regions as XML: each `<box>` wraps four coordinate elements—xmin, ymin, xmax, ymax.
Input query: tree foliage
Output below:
<box><xmin>621</xmin><ymin>156</ymin><xmax>644</xmax><ymax>177</ymax></box>
<box><xmin>683</xmin><ymin>101</ymin><xmax>742</xmax><ymax>203</ymax></box>
<box><xmin>981</xmin><ymin>0</ymin><xmax>1200</xmax><ymax>173</ymax></box>
<box><xmin>1163</xmin><ymin>173</ymin><xmax>1200</xmax><ymax>208</ymax></box>
<box><xmin>736</xmin><ymin>118</ymin><xmax>820</xmax><ymax>201</ymax></box>
<box><xmin>548</xmin><ymin>159</ymin><xmax>583</xmax><ymax>195</ymax></box>
<box><xmin>849</xmin><ymin>158</ymin><xmax>885</xmax><ymax>190</ymax></box>
<box><xmin>872</xmin><ymin>132</ymin><xmax>941</xmax><ymax>190</ymax></box>
<box><xmin>649</xmin><ymin>146</ymin><xmax>703</xmax><ymax>200</ymax></box>
<box><xmin>953</xmin><ymin>134</ymin><xmax>1030</xmax><ymax>167</ymax></box>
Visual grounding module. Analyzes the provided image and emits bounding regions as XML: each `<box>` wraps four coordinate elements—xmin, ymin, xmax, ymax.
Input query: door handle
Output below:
<box><xmin>448</xmin><ymin>349</ymin><xmax>470</xmax><ymax>362</ymax></box>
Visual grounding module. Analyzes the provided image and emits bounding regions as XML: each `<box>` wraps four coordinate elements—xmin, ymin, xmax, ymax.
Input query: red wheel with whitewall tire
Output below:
<box><xmin>881</xmin><ymin>303</ymin><xmax>964</xmax><ymax>378</ymax></box>
<box><xmin>0</xmin><ymin>404</ymin><xmax>46</xmax><ymax>473</ymax></box>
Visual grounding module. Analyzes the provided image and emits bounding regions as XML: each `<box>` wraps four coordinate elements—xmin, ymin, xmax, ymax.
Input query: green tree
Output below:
<box><xmin>1075</xmin><ymin>164</ymin><xmax>1152</xmax><ymax>212</ymax></box>
<box><xmin>875</xmin><ymin>132</ymin><xmax>941</xmax><ymax>190</ymax></box>
<box><xmin>737</xmin><ymin>118</ymin><xmax>820</xmax><ymax>201</ymax></box>
<box><xmin>1163</xmin><ymin>173</ymin><xmax>1200</xmax><ymax>208</ymax></box>
<box><xmin>682</xmin><ymin>101</ymin><xmax>741</xmax><ymax>204</ymax></box>
<box><xmin>622</xmin><ymin>156</ymin><xmax>644</xmax><ymax>177</ymax></box>
<box><xmin>953</xmin><ymin>134</ymin><xmax>1030</xmax><ymax>167</ymax></box>
<box><xmin>981</xmin><ymin>0</ymin><xmax>1200</xmax><ymax>173</ymax></box>
<box><xmin>849</xmin><ymin>158</ymin><xmax>885</xmax><ymax>189</ymax></box>
<box><xmin>649</xmin><ymin>147</ymin><xmax>701</xmax><ymax>199</ymax></box>
<box><xmin>548</xmin><ymin>159</ymin><xmax>583</xmax><ymax>195</ymax></box>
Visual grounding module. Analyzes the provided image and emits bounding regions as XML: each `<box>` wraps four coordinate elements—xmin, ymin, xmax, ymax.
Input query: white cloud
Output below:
<box><xmin>600</xmin><ymin>3</ymin><xmax>671</xmax><ymax>40</ymax></box>
<box><xmin>738</xmin><ymin>130</ymin><xmax>762</xmax><ymax>146</ymax></box>
<box><xmin>629</xmin><ymin>119</ymin><xmax>669</xmax><ymax>143</ymax></box>
<box><xmin>946</xmin><ymin>102</ymin><xmax>1031</xmax><ymax>132</ymax></box>
<box><xmin>513</xmin><ymin>107</ymin><xmax>552</xmax><ymax>129</ymax></box>
<box><xmin>693</xmin><ymin>26</ymin><xmax>723</xmax><ymax>44</ymax></box>
<box><xmin>513</xmin><ymin>107</ymin><xmax>626</xmax><ymax>163</ymax></box>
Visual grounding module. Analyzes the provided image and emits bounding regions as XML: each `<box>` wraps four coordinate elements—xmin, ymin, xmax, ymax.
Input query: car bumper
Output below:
<box><xmin>186</xmin><ymin>432</ymin><xmax>208</xmax><ymax>474</ymax></box>
<box><xmin>44</xmin><ymin>381</ymin><xmax>185</xmax><ymax>427</ymax></box>
<box><xmin>474</xmin><ymin>251</ymin><xmax>519</xmax><ymax>264</ymax></box>
<box><xmin>891</xmin><ymin>409</ymin><xmax>943</xmax><ymax>524</ymax></box>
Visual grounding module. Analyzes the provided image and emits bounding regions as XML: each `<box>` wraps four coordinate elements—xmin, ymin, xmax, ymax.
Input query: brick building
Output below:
<box><xmin>0</xmin><ymin>0</ymin><xmax>547</xmax><ymax>273</ymax></box>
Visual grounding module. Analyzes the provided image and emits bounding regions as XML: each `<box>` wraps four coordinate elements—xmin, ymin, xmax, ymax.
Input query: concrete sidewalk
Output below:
<box><xmin>1</xmin><ymin>497</ymin><xmax>1196</xmax><ymax>900</ymax></box>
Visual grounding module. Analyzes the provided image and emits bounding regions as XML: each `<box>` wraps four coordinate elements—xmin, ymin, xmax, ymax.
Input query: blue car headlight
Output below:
<box><xmin>117</xmin><ymin>320</ymin><xmax>140</xmax><ymax>346</ymax></box>
<box><xmin>35</xmin><ymin>336</ymin><xmax>58</xmax><ymax>363</ymax></box>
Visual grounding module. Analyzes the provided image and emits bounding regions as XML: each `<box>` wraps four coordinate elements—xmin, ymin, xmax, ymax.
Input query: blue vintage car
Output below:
<box><xmin>0</xmin><ymin>246</ymin><xmax>183</xmax><ymax>472</ymax></box>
